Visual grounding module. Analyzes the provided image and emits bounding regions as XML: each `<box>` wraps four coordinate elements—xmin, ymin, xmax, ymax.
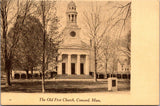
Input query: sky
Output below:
<box><xmin>6</xmin><ymin>0</ymin><xmax>131</xmax><ymax>44</ymax></box>
<box><xmin>55</xmin><ymin>0</ymin><xmax>131</xmax><ymax>44</ymax></box>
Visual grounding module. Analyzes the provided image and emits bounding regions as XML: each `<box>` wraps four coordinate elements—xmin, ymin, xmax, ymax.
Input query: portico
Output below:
<box><xmin>58</xmin><ymin>53</ymin><xmax>89</xmax><ymax>75</ymax></box>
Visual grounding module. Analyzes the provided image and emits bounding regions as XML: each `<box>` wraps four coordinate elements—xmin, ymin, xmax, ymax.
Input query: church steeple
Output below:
<box><xmin>66</xmin><ymin>1</ymin><xmax>78</xmax><ymax>26</ymax></box>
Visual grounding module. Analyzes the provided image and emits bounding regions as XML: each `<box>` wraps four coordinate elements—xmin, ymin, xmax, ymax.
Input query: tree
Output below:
<box><xmin>35</xmin><ymin>0</ymin><xmax>59</xmax><ymax>93</ymax></box>
<box><xmin>45</xmin><ymin>16</ymin><xmax>60</xmax><ymax>72</ymax></box>
<box><xmin>83</xmin><ymin>3</ymin><xmax>111</xmax><ymax>82</ymax></box>
<box><xmin>101</xmin><ymin>1</ymin><xmax>131</xmax><ymax>75</ymax></box>
<box><xmin>102</xmin><ymin>36</ymin><xmax>113</xmax><ymax>77</ymax></box>
<box><xmin>106</xmin><ymin>2</ymin><xmax>131</xmax><ymax>36</ymax></box>
<box><xmin>83</xmin><ymin>1</ymin><xmax>131</xmax><ymax>80</ymax></box>
<box><xmin>119</xmin><ymin>30</ymin><xmax>131</xmax><ymax>64</ymax></box>
<box><xmin>11</xmin><ymin>15</ymin><xmax>44</xmax><ymax>78</ymax></box>
<box><xmin>107</xmin><ymin>1</ymin><xmax>131</xmax><ymax>52</ymax></box>
<box><xmin>1</xmin><ymin>0</ymin><xmax>34</xmax><ymax>86</ymax></box>
<box><xmin>111</xmin><ymin>2</ymin><xmax>131</xmax><ymax>69</ymax></box>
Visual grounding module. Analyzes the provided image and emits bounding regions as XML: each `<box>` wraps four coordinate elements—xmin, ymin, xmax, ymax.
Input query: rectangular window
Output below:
<box><xmin>80</xmin><ymin>63</ymin><xmax>84</xmax><ymax>74</ymax></box>
<box><xmin>71</xmin><ymin>63</ymin><xmax>75</xmax><ymax>74</ymax></box>
<box><xmin>62</xmin><ymin>63</ymin><xmax>65</xmax><ymax>74</ymax></box>
<box><xmin>112</xmin><ymin>80</ymin><xmax>116</xmax><ymax>87</ymax></box>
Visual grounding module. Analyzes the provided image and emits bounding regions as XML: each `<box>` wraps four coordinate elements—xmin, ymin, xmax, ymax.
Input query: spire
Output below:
<box><xmin>66</xmin><ymin>1</ymin><xmax>78</xmax><ymax>26</ymax></box>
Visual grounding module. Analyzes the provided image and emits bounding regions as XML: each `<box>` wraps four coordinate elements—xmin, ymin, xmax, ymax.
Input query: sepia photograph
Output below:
<box><xmin>1</xmin><ymin>0</ymin><xmax>131</xmax><ymax>93</ymax></box>
<box><xmin>1</xmin><ymin>0</ymin><xmax>159</xmax><ymax>105</ymax></box>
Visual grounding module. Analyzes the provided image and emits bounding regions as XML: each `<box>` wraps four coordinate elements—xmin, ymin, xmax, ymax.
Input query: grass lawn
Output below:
<box><xmin>1</xmin><ymin>80</ymin><xmax>130</xmax><ymax>93</ymax></box>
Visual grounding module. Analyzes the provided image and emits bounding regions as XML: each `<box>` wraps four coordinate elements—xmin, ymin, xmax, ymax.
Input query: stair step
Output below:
<box><xmin>55</xmin><ymin>75</ymin><xmax>93</xmax><ymax>79</ymax></box>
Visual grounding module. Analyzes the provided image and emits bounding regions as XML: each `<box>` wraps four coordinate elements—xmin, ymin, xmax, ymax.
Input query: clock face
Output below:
<box><xmin>70</xmin><ymin>31</ymin><xmax>76</xmax><ymax>37</ymax></box>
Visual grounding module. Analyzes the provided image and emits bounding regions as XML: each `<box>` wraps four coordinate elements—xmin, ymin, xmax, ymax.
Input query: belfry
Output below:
<box><xmin>66</xmin><ymin>1</ymin><xmax>78</xmax><ymax>25</ymax></box>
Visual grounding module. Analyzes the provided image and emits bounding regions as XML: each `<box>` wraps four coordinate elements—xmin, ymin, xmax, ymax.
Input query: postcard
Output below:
<box><xmin>1</xmin><ymin>0</ymin><xmax>159</xmax><ymax>105</ymax></box>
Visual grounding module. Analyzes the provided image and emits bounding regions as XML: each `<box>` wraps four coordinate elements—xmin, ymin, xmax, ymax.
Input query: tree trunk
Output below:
<box><xmin>112</xmin><ymin>57</ymin><xmax>116</xmax><ymax>78</ymax></box>
<box><xmin>4</xmin><ymin>41</ymin><xmax>11</xmax><ymax>86</ymax></box>
<box><xmin>6</xmin><ymin>68</ymin><xmax>11</xmax><ymax>86</ymax></box>
<box><xmin>31</xmin><ymin>67</ymin><xmax>33</xmax><ymax>78</ymax></box>
<box><xmin>41</xmin><ymin>0</ymin><xmax>46</xmax><ymax>93</ymax></box>
<box><xmin>94</xmin><ymin>45</ymin><xmax>97</xmax><ymax>82</ymax></box>
<box><xmin>42</xmin><ymin>33</ymin><xmax>46</xmax><ymax>92</ymax></box>
<box><xmin>105</xmin><ymin>60</ymin><xmax>108</xmax><ymax>78</ymax></box>
<box><xmin>42</xmin><ymin>70</ymin><xmax>45</xmax><ymax>93</ymax></box>
<box><xmin>2</xmin><ymin>7</ymin><xmax>11</xmax><ymax>86</ymax></box>
<box><xmin>5</xmin><ymin>60</ymin><xmax>11</xmax><ymax>86</ymax></box>
<box><xmin>128</xmin><ymin>56</ymin><xmax>130</xmax><ymax>65</ymax></box>
<box><xmin>26</xmin><ymin>69</ymin><xmax>29</xmax><ymax>79</ymax></box>
<box><xmin>42</xmin><ymin>32</ymin><xmax>46</xmax><ymax>93</ymax></box>
<box><xmin>42</xmin><ymin>38</ymin><xmax>45</xmax><ymax>92</ymax></box>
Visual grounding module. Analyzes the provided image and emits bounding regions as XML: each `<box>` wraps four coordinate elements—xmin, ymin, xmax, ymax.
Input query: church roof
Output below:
<box><xmin>68</xmin><ymin>1</ymin><xmax>76</xmax><ymax>7</ymax></box>
<box><xmin>60</xmin><ymin>39</ymin><xmax>91</xmax><ymax>50</ymax></box>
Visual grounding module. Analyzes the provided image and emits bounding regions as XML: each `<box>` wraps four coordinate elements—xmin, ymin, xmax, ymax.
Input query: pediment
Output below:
<box><xmin>60</xmin><ymin>37</ymin><xmax>90</xmax><ymax>49</ymax></box>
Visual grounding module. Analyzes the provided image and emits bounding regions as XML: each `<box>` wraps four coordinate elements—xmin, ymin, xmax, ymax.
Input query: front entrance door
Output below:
<box><xmin>80</xmin><ymin>63</ymin><xmax>84</xmax><ymax>74</ymax></box>
<box><xmin>71</xmin><ymin>63</ymin><xmax>75</xmax><ymax>74</ymax></box>
<box><xmin>62</xmin><ymin>63</ymin><xmax>65</xmax><ymax>74</ymax></box>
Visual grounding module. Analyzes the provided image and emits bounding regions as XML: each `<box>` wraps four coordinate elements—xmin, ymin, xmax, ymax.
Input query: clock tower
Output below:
<box><xmin>61</xmin><ymin>1</ymin><xmax>82</xmax><ymax>47</ymax></box>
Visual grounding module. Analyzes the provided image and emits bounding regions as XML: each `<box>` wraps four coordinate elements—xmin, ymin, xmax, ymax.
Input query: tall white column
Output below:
<box><xmin>77</xmin><ymin>54</ymin><xmax>80</xmax><ymax>75</ymax></box>
<box><xmin>68</xmin><ymin>54</ymin><xmax>71</xmax><ymax>75</ymax></box>
<box><xmin>74</xmin><ymin>15</ymin><xmax>76</xmax><ymax>22</ymax></box>
<box><xmin>12</xmin><ymin>70</ymin><xmax>14</xmax><ymax>79</ymax></box>
<box><xmin>58</xmin><ymin>54</ymin><xmax>62</xmax><ymax>75</ymax></box>
<box><xmin>75</xmin><ymin>15</ymin><xmax>77</xmax><ymax>22</ymax></box>
<box><xmin>85</xmin><ymin>55</ymin><xmax>89</xmax><ymax>75</ymax></box>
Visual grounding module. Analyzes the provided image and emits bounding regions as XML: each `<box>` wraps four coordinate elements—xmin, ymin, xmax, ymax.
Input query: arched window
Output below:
<box><xmin>14</xmin><ymin>74</ymin><xmax>20</xmax><ymax>79</ymax></box>
<box><xmin>72</xmin><ymin>14</ymin><xmax>74</xmax><ymax>22</ymax></box>
<box><xmin>122</xmin><ymin>74</ymin><xmax>127</xmax><ymax>79</ymax></box>
<box><xmin>117</xmin><ymin>74</ymin><xmax>121</xmax><ymax>79</ymax></box>
<box><xmin>21</xmin><ymin>74</ymin><xmax>26</xmax><ymax>79</ymax></box>
<box><xmin>69</xmin><ymin>15</ymin><xmax>70</xmax><ymax>21</ymax></box>
<box><xmin>99</xmin><ymin>74</ymin><xmax>104</xmax><ymax>79</ymax></box>
<box><xmin>28</xmin><ymin>74</ymin><xmax>32</xmax><ymax>79</ymax></box>
<box><xmin>34</xmin><ymin>74</ymin><xmax>39</xmax><ymax>78</ymax></box>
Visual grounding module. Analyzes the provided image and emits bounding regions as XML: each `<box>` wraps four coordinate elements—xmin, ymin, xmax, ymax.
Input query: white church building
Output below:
<box><xmin>57</xmin><ymin>1</ymin><xmax>94</xmax><ymax>76</ymax></box>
